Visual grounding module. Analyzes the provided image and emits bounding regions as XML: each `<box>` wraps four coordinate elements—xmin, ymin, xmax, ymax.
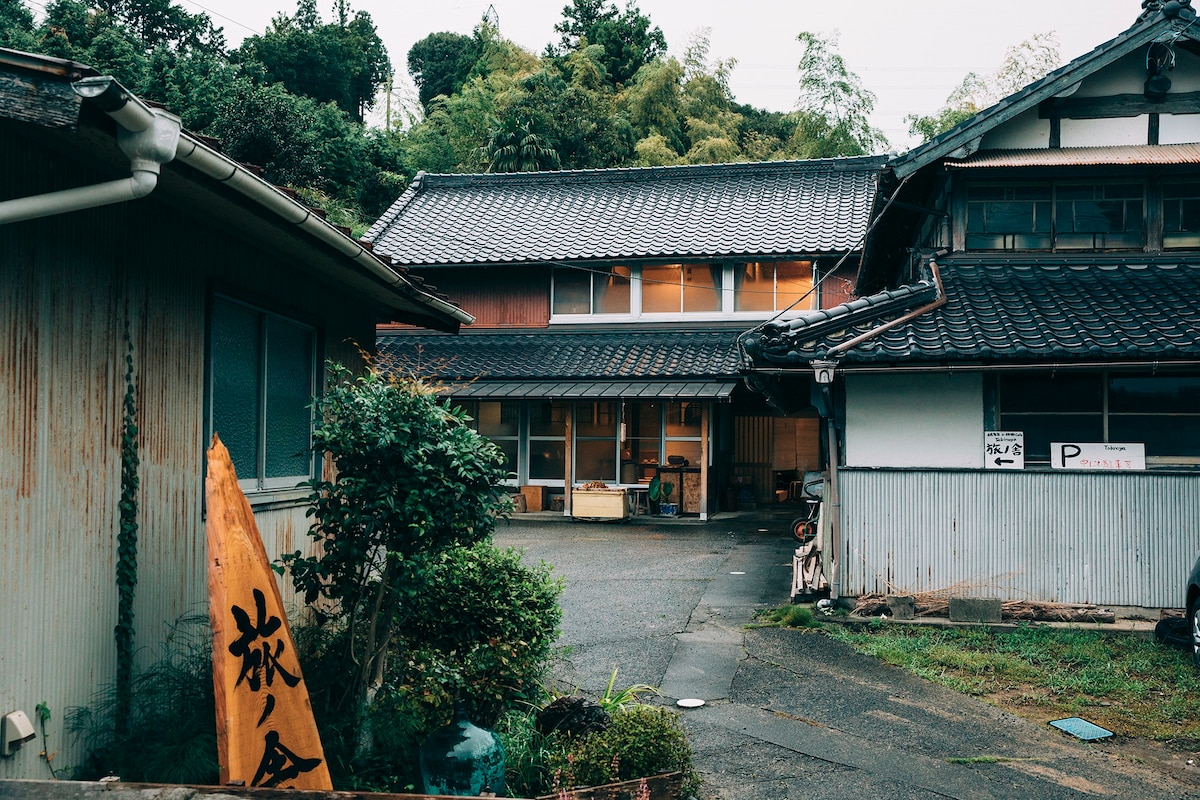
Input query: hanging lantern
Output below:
<box><xmin>419</xmin><ymin>701</ymin><xmax>506</xmax><ymax>797</ymax></box>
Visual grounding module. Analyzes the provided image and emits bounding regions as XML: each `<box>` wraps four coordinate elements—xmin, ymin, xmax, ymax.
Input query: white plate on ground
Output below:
<box><xmin>676</xmin><ymin>698</ymin><xmax>705</xmax><ymax>708</ymax></box>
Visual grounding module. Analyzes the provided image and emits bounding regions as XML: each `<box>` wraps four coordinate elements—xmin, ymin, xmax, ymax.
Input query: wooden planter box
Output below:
<box><xmin>537</xmin><ymin>772</ymin><xmax>684</xmax><ymax>800</ymax></box>
<box><xmin>572</xmin><ymin>487</ymin><xmax>628</xmax><ymax>520</ymax></box>
<box><xmin>0</xmin><ymin>773</ymin><xmax>684</xmax><ymax>800</ymax></box>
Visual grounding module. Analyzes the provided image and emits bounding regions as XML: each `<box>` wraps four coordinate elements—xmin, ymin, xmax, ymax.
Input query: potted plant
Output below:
<box><xmin>649</xmin><ymin>476</ymin><xmax>677</xmax><ymax>516</ymax></box>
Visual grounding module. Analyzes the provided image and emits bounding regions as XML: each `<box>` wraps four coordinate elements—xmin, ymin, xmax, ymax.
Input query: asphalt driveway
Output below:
<box><xmin>495</xmin><ymin>510</ymin><xmax>1198</xmax><ymax>800</ymax></box>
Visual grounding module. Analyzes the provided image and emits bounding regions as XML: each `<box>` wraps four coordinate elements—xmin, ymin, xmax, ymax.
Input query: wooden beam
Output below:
<box><xmin>1039</xmin><ymin>91</ymin><xmax>1200</xmax><ymax>120</ymax></box>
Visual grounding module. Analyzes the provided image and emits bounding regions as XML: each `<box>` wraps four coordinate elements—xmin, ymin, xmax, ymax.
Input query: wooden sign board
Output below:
<box><xmin>206</xmin><ymin>435</ymin><xmax>332</xmax><ymax>790</ymax></box>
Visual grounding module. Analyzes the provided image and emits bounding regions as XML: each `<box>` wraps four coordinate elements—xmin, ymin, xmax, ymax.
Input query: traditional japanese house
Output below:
<box><xmin>0</xmin><ymin>48</ymin><xmax>468</xmax><ymax>779</ymax></box>
<box><xmin>742</xmin><ymin>1</ymin><xmax>1200</xmax><ymax>608</ymax></box>
<box><xmin>365</xmin><ymin>157</ymin><xmax>884</xmax><ymax>518</ymax></box>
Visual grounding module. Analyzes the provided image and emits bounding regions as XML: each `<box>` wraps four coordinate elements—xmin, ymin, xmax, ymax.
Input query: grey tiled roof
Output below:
<box><xmin>363</xmin><ymin>158</ymin><xmax>885</xmax><ymax>266</ymax></box>
<box><xmin>377</xmin><ymin>328</ymin><xmax>745</xmax><ymax>380</ymax></box>
<box><xmin>744</xmin><ymin>258</ymin><xmax>1200</xmax><ymax>365</ymax></box>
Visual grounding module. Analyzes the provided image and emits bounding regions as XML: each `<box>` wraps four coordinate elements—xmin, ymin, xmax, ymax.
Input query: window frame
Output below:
<box><xmin>963</xmin><ymin>179</ymin><xmax>1147</xmax><ymax>253</ymax></box>
<box><xmin>995</xmin><ymin>370</ymin><xmax>1200</xmax><ymax>467</ymax></box>
<box><xmin>550</xmin><ymin>260</ymin><xmax>818</xmax><ymax>324</ymax></box>
<box><xmin>207</xmin><ymin>294</ymin><xmax>320</xmax><ymax>496</ymax></box>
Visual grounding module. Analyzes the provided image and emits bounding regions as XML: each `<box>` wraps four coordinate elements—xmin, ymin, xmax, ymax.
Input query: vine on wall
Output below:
<box><xmin>114</xmin><ymin>328</ymin><xmax>139</xmax><ymax>737</ymax></box>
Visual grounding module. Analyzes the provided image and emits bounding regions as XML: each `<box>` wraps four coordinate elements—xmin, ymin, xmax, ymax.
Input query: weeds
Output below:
<box><xmin>599</xmin><ymin>668</ymin><xmax>659</xmax><ymax>711</ymax></box>
<box><xmin>754</xmin><ymin>604</ymin><xmax>823</xmax><ymax>629</ymax></box>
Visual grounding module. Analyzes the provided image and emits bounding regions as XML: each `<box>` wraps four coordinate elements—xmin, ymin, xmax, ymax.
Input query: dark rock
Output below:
<box><xmin>535</xmin><ymin>695</ymin><xmax>611</xmax><ymax>737</ymax></box>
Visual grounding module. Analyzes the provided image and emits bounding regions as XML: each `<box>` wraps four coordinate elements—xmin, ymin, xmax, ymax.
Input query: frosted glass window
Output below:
<box><xmin>210</xmin><ymin>297</ymin><xmax>317</xmax><ymax>491</ymax></box>
<box><xmin>553</xmin><ymin>268</ymin><xmax>590</xmax><ymax>314</ymax></box>
<box><xmin>264</xmin><ymin>318</ymin><xmax>314</xmax><ymax>479</ymax></box>
<box><xmin>682</xmin><ymin>263</ymin><xmax>722</xmax><ymax>312</ymax></box>
<box><xmin>641</xmin><ymin>264</ymin><xmax>681</xmax><ymax>313</ymax></box>
<box><xmin>210</xmin><ymin>301</ymin><xmax>261</xmax><ymax>480</ymax></box>
<box><xmin>735</xmin><ymin>263</ymin><xmax>773</xmax><ymax>312</ymax></box>
<box><xmin>593</xmin><ymin>266</ymin><xmax>631</xmax><ymax>313</ymax></box>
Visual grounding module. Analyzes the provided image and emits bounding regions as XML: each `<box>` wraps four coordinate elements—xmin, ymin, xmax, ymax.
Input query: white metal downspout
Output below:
<box><xmin>0</xmin><ymin>76</ymin><xmax>180</xmax><ymax>225</ymax></box>
<box><xmin>825</xmin><ymin>413</ymin><xmax>842</xmax><ymax>601</ymax></box>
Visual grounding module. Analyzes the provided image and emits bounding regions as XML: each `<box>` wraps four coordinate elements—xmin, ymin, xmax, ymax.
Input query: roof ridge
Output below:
<box><xmin>415</xmin><ymin>156</ymin><xmax>888</xmax><ymax>188</ymax></box>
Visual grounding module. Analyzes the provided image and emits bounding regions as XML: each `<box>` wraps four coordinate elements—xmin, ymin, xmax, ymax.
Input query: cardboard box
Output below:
<box><xmin>520</xmin><ymin>485</ymin><xmax>547</xmax><ymax>511</ymax></box>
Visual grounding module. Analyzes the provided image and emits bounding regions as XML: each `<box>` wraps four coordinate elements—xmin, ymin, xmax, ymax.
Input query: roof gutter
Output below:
<box><xmin>1</xmin><ymin>74</ymin><xmax>473</xmax><ymax>329</ymax></box>
<box><xmin>748</xmin><ymin>359</ymin><xmax>1200</xmax><ymax>377</ymax></box>
<box><xmin>170</xmin><ymin>139</ymin><xmax>471</xmax><ymax>327</ymax></box>
<box><xmin>0</xmin><ymin>76</ymin><xmax>180</xmax><ymax>225</ymax></box>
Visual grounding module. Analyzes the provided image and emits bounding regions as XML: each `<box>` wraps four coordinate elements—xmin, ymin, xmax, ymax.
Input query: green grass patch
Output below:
<box><xmin>754</xmin><ymin>604</ymin><xmax>823</xmax><ymax>629</ymax></box>
<box><xmin>823</xmin><ymin>623</ymin><xmax>1200</xmax><ymax>745</ymax></box>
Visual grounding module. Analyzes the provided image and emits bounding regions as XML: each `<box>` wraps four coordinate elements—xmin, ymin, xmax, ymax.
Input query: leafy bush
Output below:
<box><xmin>551</xmin><ymin>705</ymin><xmax>695</xmax><ymax>791</ymax></box>
<box><xmin>279</xmin><ymin>366</ymin><xmax>513</xmax><ymax>739</ymax></box>
<box><xmin>391</xmin><ymin>542</ymin><xmax>563</xmax><ymax>725</ymax></box>
<box><xmin>295</xmin><ymin>540</ymin><xmax>562</xmax><ymax>790</ymax></box>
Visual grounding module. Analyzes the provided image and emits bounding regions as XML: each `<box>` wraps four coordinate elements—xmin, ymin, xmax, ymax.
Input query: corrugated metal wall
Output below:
<box><xmin>1</xmin><ymin>132</ymin><xmax>373</xmax><ymax>778</ymax></box>
<box><xmin>838</xmin><ymin>469</ymin><xmax>1200</xmax><ymax>607</ymax></box>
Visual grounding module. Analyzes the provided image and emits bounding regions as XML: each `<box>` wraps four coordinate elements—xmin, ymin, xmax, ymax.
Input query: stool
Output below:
<box><xmin>628</xmin><ymin>487</ymin><xmax>650</xmax><ymax>516</ymax></box>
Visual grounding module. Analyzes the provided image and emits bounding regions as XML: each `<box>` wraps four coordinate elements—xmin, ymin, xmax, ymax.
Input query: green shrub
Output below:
<box><xmin>550</xmin><ymin>705</ymin><xmax>696</xmax><ymax>792</ymax></box>
<box><xmin>298</xmin><ymin>541</ymin><xmax>562</xmax><ymax>791</ymax></box>
<box><xmin>391</xmin><ymin>542</ymin><xmax>563</xmax><ymax>726</ymax></box>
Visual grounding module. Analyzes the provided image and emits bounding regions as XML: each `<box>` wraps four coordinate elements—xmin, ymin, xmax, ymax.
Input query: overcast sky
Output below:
<box><xmin>181</xmin><ymin>0</ymin><xmax>1144</xmax><ymax>148</ymax></box>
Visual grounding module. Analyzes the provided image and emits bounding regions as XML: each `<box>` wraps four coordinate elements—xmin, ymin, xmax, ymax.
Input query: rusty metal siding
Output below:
<box><xmin>838</xmin><ymin>469</ymin><xmax>1200</xmax><ymax>607</ymax></box>
<box><xmin>0</xmin><ymin>146</ymin><xmax>371</xmax><ymax>778</ymax></box>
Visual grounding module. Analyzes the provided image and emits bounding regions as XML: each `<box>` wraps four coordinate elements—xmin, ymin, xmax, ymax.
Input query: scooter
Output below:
<box><xmin>790</xmin><ymin>475</ymin><xmax>829</xmax><ymax>601</ymax></box>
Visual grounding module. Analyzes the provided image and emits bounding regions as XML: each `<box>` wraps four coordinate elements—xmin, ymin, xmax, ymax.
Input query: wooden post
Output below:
<box><xmin>700</xmin><ymin>403</ymin><xmax>710</xmax><ymax>520</ymax></box>
<box><xmin>206</xmin><ymin>435</ymin><xmax>332</xmax><ymax>790</ymax></box>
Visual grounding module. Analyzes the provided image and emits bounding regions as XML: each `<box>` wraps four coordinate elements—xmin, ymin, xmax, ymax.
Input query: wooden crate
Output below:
<box><xmin>520</xmin><ymin>485</ymin><xmax>548</xmax><ymax>511</ymax></box>
<box><xmin>572</xmin><ymin>488</ymin><xmax>628</xmax><ymax>520</ymax></box>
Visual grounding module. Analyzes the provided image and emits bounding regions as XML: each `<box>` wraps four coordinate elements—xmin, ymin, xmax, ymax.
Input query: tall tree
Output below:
<box><xmin>0</xmin><ymin>0</ymin><xmax>37</xmax><ymax>50</ymax></box>
<box><xmin>94</xmin><ymin>0</ymin><xmax>224</xmax><ymax>51</ymax></box>
<box><xmin>793</xmin><ymin>31</ymin><xmax>886</xmax><ymax>156</ymax></box>
<box><xmin>907</xmin><ymin>32</ymin><xmax>1061</xmax><ymax>141</ymax></box>
<box><xmin>550</xmin><ymin>0</ymin><xmax>665</xmax><ymax>87</ymax></box>
<box><xmin>407</xmin><ymin>31</ymin><xmax>480</xmax><ymax>112</ymax></box>
<box><xmin>235</xmin><ymin>0</ymin><xmax>389</xmax><ymax>122</ymax></box>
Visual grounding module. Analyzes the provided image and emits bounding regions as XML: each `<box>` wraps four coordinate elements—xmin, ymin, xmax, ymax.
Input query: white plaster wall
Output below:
<box><xmin>1060</xmin><ymin>115</ymin><xmax>1150</xmax><ymax>146</ymax></box>
<box><xmin>980</xmin><ymin>108</ymin><xmax>1049</xmax><ymax>149</ymax></box>
<box><xmin>844</xmin><ymin>373</ymin><xmax>984</xmax><ymax>468</ymax></box>
<box><xmin>1073</xmin><ymin>55</ymin><xmax>1144</xmax><ymax>97</ymax></box>
<box><xmin>1159</xmin><ymin>113</ymin><xmax>1200</xmax><ymax>144</ymax></box>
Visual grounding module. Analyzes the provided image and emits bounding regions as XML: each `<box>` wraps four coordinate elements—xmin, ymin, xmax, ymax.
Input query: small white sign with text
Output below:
<box><xmin>1050</xmin><ymin>442</ymin><xmax>1146</xmax><ymax>470</ymax></box>
<box><xmin>984</xmin><ymin>431</ymin><xmax>1024</xmax><ymax>470</ymax></box>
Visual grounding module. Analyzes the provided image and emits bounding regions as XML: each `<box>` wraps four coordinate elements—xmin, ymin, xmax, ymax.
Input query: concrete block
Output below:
<box><xmin>886</xmin><ymin>595</ymin><xmax>915</xmax><ymax>620</ymax></box>
<box><xmin>949</xmin><ymin>597</ymin><xmax>1002</xmax><ymax>623</ymax></box>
